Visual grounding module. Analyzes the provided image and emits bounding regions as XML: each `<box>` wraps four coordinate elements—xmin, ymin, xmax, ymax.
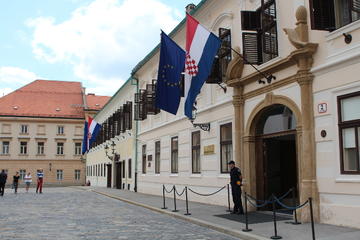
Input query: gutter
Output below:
<box><xmin>131</xmin><ymin>75</ymin><xmax>139</xmax><ymax>192</ymax></box>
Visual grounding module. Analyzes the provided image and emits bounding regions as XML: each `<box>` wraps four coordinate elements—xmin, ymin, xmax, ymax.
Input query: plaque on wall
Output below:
<box><xmin>204</xmin><ymin>145</ymin><xmax>215</xmax><ymax>155</ymax></box>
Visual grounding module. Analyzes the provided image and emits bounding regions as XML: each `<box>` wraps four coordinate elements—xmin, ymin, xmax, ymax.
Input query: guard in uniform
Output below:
<box><xmin>228</xmin><ymin>161</ymin><xmax>244</xmax><ymax>214</ymax></box>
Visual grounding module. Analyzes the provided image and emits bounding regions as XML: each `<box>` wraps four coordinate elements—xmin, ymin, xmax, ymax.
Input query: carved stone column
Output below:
<box><xmin>232</xmin><ymin>85</ymin><xmax>244</xmax><ymax>171</ymax></box>
<box><xmin>296</xmin><ymin>72</ymin><xmax>320</xmax><ymax>222</ymax></box>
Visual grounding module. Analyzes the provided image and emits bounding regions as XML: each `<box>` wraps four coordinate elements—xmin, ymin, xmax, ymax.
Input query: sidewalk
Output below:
<box><xmin>75</xmin><ymin>186</ymin><xmax>360</xmax><ymax>240</ymax></box>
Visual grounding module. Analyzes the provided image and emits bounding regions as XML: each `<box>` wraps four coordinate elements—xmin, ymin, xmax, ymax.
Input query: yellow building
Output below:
<box><xmin>0</xmin><ymin>80</ymin><xmax>109</xmax><ymax>186</ymax></box>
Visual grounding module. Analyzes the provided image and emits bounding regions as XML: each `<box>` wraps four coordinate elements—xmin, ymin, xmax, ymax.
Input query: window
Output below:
<box><xmin>122</xmin><ymin>160</ymin><xmax>126</xmax><ymax>177</ymax></box>
<box><xmin>207</xmin><ymin>28</ymin><xmax>232</xmax><ymax>84</ymax></box>
<box><xmin>104</xmin><ymin>164</ymin><xmax>106</xmax><ymax>177</ymax></box>
<box><xmin>191</xmin><ymin>131</ymin><xmax>201</xmax><ymax>173</ymax></box>
<box><xmin>142</xmin><ymin>145</ymin><xmax>147</xmax><ymax>174</ymax></box>
<box><xmin>134</xmin><ymin>89</ymin><xmax>147</xmax><ymax>121</ymax></box>
<box><xmin>171</xmin><ymin>137</ymin><xmax>178</xmax><ymax>173</ymax></box>
<box><xmin>20</xmin><ymin>142</ymin><xmax>27</xmax><ymax>154</ymax></box>
<box><xmin>19</xmin><ymin>169</ymin><xmax>26</xmax><ymax>180</ymax></box>
<box><xmin>128</xmin><ymin>159</ymin><xmax>132</xmax><ymax>178</ymax></box>
<box><xmin>37</xmin><ymin>142</ymin><xmax>44</xmax><ymax>155</ymax></box>
<box><xmin>2</xmin><ymin>141</ymin><xmax>9</xmax><ymax>154</ymax></box>
<box><xmin>220</xmin><ymin>123</ymin><xmax>233</xmax><ymax>173</ymax></box>
<box><xmin>57</xmin><ymin>170</ymin><xmax>63</xmax><ymax>180</ymax></box>
<box><xmin>241</xmin><ymin>0</ymin><xmax>278</xmax><ymax>65</ymax></box>
<box><xmin>57</xmin><ymin>126</ymin><xmax>64</xmax><ymax>135</ymax></box>
<box><xmin>155</xmin><ymin>141</ymin><xmax>161</xmax><ymax>174</ymax></box>
<box><xmin>310</xmin><ymin>0</ymin><xmax>360</xmax><ymax>31</ymax></box>
<box><xmin>75</xmin><ymin>170</ymin><xmax>81</xmax><ymax>180</ymax></box>
<box><xmin>57</xmin><ymin>142</ymin><xmax>64</xmax><ymax>155</ymax></box>
<box><xmin>338</xmin><ymin>92</ymin><xmax>360</xmax><ymax>174</ymax></box>
<box><xmin>145</xmin><ymin>81</ymin><xmax>160</xmax><ymax>115</ymax></box>
<box><xmin>75</xmin><ymin>142</ymin><xmax>81</xmax><ymax>155</ymax></box>
<box><xmin>20</xmin><ymin>125</ymin><xmax>28</xmax><ymax>134</ymax></box>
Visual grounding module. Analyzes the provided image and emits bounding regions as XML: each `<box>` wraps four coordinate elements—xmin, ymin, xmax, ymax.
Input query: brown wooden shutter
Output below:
<box><xmin>134</xmin><ymin>90</ymin><xmax>147</xmax><ymax>121</ymax></box>
<box><xmin>145</xmin><ymin>81</ymin><xmax>160</xmax><ymax>115</ymax></box>
<box><xmin>241</xmin><ymin>10</ymin><xmax>260</xmax><ymax>31</ymax></box>
<box><xmin>127</xmin><ymin>101</ymin><xmax>133</xmax><ymax>130</ymax></box>
<box><xmin>309</xmin><ymin>0</ymin><xmax>335</xmax><ymax>31</ymax></box>
<box><xmin>242</xmin><ymin>32</ymin><xmax>262</xmax><ymax>65</ymax></box>
<box><xmin>352</xmin><ymin>0</ymin><xmax>360</xmax><ymax>13</ymax></box>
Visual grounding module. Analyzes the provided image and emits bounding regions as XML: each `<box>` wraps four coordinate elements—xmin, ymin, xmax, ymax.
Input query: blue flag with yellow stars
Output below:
<box><xmin>155</xmin><ymin>31</ymin><xmax>185</xmax><ymax>115</ymax></box>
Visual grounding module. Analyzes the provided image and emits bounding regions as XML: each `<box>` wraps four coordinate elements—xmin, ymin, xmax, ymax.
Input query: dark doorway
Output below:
<box><xmin>115</xmin><ymin>162</ymin><xmax>122</xmax><ymax>189</ymax></box>
<box><xmin>255</xmin><ymin>104</ymin><xmax>298</xmax><ymax>210</ymax></box>
<box><xmin>107</xmin><ymin>164</ymin><xmax>112</xmax><ymax>188</ymax></box>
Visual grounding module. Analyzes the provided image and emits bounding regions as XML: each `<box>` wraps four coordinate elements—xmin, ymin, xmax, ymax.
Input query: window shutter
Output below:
<box><xmin>242</xmin><ymin>32</ymin><xmax>262</xmax><ymax>65</ymax></box>
<box><xmin>145</xmin><ymin>81</ymin><xmax>160</xmax><ymax>115</ymax></box>
<box><xmin>309</xmin><ymin>0</ymin><xmax>335</xmax><ymax>31</ymax></box>
<box><xmin>126</xmin><ymin>101</ymin><xmax>132</xmax><ymax>130</ymax></box>
<box><xmin>119</xmin><ymin>107</ymin><xmax>124</xmax><ymax>132</ymax></box>
<box><xmin>134</xmin><ymin>90</ymin><xmax>147</xmax><ymax>121</ymax></box>
<box><xmin>352</xmin><ymin>0</ymin><xmax>360</xmax><ymax>13</ymax></box>
<box><xmin>241</xmin><ymin>11</ymin><xmax>261</xmax><ymax>31</ymax></box>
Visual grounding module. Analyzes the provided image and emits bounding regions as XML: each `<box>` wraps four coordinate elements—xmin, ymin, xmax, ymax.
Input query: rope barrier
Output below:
<box><xmin>245</xmin><ymin>193</ymin><xmax>274</xmax><ymax>208</ymax></box>
<box><xmin>175</xmin><ymin>186</ymin><xmax>186</xmax><ymax>196</ymax></box>
<box><xmin>276</xmin><ymin>188</ymin><xmax>294</xmax><ymax>201</ymax></box>
<box><xmin>188</xmin><ymin>185</ymin><xmax>226</xmax><ymax>196</ymax></box>
<box><xmin>164</xmin><ymin>186</ymin><xmax>174</xmax><ymax>194</ymax></box>
<box><xmin>273</xmin><ymin>195</ymin><xmax>309</xmax><ymax>210</ymax></box>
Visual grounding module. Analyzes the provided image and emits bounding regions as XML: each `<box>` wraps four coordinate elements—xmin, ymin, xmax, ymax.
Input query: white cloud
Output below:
<box><xmin>27</xmin><ymin>0</ymin><xmax>182</xmax><ymax>95</ymax></box>
<box><xmin>0</xmin><ymin>66</ymin><xmax>38</xmax><ymax>96</ymax></box>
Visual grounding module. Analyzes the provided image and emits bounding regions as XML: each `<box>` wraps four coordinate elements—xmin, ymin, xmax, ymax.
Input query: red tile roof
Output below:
<box><xmin>0</xmin><ymin>80</ymin><xmax>86</xmax><ymax>118</ymax></box>
<box><xmin>86</xmin><ymin>94</ymin><xmax>110</xmax><ymax>111</ymax></box>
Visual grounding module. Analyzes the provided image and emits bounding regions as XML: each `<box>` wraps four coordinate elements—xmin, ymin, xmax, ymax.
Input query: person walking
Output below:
<box><xmin>228</xmin><ymin>161</ymin><xmax>244</xmax><ymax>214</ymax></box>
<box><xmin>0</xmin><ymin>170</ymin><xmax>8</xmax><ymax>197</ymax></box>
<box><xmin>36</xmin><ymin>169</ymin><xmax>44</xmax><ymax>194</ymax></box>
<box><xmin>24</xmin><ymin>172</ymin><xmax>32</xmax><ymax>193</ymax></box>
<box><xmin>13</xmin><ymin>172</ymin><xmax>20</xmax><ymax>194</ymax></box>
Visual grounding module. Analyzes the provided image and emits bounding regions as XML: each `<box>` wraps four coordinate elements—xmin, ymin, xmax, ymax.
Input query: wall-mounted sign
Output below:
<box><xmin>318</xmin><ymin>103</ymin><xmax>327</xmax><ymax>114</ymax></box>
<box><xmin>204</xmin><ymin>145</ymin><xmax>215</xmax><ymax>155</ymax></box>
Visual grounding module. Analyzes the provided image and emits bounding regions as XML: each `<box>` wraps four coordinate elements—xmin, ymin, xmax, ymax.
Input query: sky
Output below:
<box><xmin>0</xmin><ymin>0</ymin><xmax>202</xmax><ymax>97</ymax></box>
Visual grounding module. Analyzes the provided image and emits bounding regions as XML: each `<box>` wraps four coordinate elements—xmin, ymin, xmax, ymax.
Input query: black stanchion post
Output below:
<box><xmin>172</xmin><ymin>185</ymin><xmax>178</xmax><ymax>212</ymax></box>
<box><xmin>271</xmin><ymin>195</ymin><xmax>282</xmax><ymax>239</ymax></box>
<box><xmin>161</xmin><ymin>185</ymin><xmax>167</xmax><ymax>209</ymax></box>
<box><xmin>291</xmin><ymin>187</ymin><xmax>300</xmax><ymax>225</ymax></box>
<box><xmin>242</xmin><ymin>192</ymin><xmax>252</xmax><ymax>232</ymax></box>
<box><xmin>309</xmin><ymin>198</ymin><xmax>316</xmax><ymax>240</ymax></box>
<box><xmin>184</xmin><ymin>187</ymin><xmax>191</xmax><ymax>216</ymax></box>
<box><xmin>227</xmin><ymin>184</ymin><xmax>231</xmax><ymax>212</ymax></box>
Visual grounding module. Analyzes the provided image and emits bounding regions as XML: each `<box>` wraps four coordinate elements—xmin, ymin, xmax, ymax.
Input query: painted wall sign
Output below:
<box><xmin>318</xmin><ymin>103</ymin><xmax>327</xmax><ymax>113</ymax></box>
<box><xmin>204</xmin><ymin>145</ymin><xmax>215</xmax><ymax>155</ymax></box>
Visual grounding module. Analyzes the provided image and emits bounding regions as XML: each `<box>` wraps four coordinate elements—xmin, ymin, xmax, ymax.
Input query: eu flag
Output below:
<box><xmin>155</xmin><ymin>31</ymin><xmax>185</xmax><ymax>115</ymax></box>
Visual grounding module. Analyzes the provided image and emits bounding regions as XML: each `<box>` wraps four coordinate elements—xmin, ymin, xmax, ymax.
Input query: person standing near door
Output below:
<box><xmin>13</xmin><ymin>172</ymin><xmax>20</xmax><ymax>194</ymax></box>
<box><xmin>36</xmin><ymin>169</ymin><xmax>44</xmax><ymax>194</ymax></box>
<box><xmin>228</xmin><ymin>161</ymin><xmax>244</xmax><ymax>214</ymax></box>
<box><xmin>0</xmin><ymin>170</ymin><xmax>8</xmax><ymax>196</ymax></box>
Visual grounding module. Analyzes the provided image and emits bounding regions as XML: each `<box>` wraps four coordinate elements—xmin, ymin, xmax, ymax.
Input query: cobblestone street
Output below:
<box><xmin>0</xmin><ymin>187</ymin><xmax>240</xmax><ymax>240</ymax></box>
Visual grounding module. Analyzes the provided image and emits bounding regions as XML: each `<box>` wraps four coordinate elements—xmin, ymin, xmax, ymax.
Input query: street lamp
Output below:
<box><xmin>191</xmin><ymin>105</ymin><xmax>211</xmax><ymax>132</ymax></box>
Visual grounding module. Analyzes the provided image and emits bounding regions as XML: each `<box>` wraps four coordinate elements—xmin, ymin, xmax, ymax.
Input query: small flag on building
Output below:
<box><xmin>155</xmin><ymin>31</ymin><xmax>186</xmax><ymax>115</ymax></box>
<box><xmin>82</xmin><ymin>116</ymin><xmax>101</xmax><ymax>154</ymax></box>
<box><xmin>184</xmin><ymin>13</ymin><xmax>221</xmax><ymax>119</ymax></box>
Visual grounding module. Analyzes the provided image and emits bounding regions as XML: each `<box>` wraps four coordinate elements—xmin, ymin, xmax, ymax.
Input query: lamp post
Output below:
<box><xmin>191</xmin><ymin>105</ymin><xmax>211</xmax><ymax>132</ymax></box>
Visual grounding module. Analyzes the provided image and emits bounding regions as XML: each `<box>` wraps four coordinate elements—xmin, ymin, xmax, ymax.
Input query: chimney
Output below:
<box><xmin>186</xmin><ymin>3</ymin><xmax>196</xmax><ymax>13</ymax></box>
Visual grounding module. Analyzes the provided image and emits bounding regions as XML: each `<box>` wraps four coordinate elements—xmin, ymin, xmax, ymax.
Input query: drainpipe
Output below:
<box><xmin>131</xmin><ymin>75</ymin><xmax>139</xmax><ymax>192</ymax></box>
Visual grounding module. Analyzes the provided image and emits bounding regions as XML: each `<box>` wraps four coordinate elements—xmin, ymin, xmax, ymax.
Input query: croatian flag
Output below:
<box><xmin>82</xmin><ymin>116</ymin><xmax>101</xmax><ymax>154</ymax></box>
<box><xmin>184</xmin><ymin>13</ymin><xmax>221</xmax><ymax>119</ymax></box>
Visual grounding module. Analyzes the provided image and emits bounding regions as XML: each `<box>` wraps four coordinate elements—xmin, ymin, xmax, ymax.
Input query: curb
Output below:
<box><xmin>90</xmin><ymin>189</ymin><xmax>268</xmax><ymax>240</ymax></box>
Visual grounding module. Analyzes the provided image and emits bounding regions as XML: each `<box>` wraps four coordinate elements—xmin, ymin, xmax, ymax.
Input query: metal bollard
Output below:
<box><xmin>291</xmin><ymin>187</ymin><xmax>301</xmax><ymax>225</ymax></box>
<box><xmin>309</xmin><ymin>198</ymin><xmax>316</xmax><ymax>240</ymax></box>
<box><xmin>172</xmin><ymin>185</ymin><xmax>179</xmax><ymax>212</ymax></box>
<box><xmin>242</xmin><ymin>192</ymin><xmax>252</xmax><ymax>232</ymax></box>
<box><xmin>227</xmin><ymin>184</ymin><xmax>231</xmax><ymax>212</ymax></box>
<box><xmin>271</xmin><ymin>196</ymin><xmax>282</xmax><ymax>239</ymax></box>
<box><xmin>161</xmin><ymin>185</ymin><xmax>167</xmax><ymax>209</ymax></box>
<box><xmin>184</xmin><ymin>187</ymin><xmax>191</xmax><ymax>216</ymax></box>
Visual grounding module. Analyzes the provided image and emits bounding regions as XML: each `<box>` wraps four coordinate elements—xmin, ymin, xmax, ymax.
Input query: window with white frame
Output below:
<box><xmin>338</xmin><ymin>92</ymin><xmax>360</xmax><ymax>174</ymax></box>
<box><xmin>220</xmin><ymin>123</ymin><xmax>233</xmax><ymax>173</ymax></box>
<box><xmin>37</xmin><ymin>142</ymin><xmax>44</xmax><ymax>155</ymax></box>
<box><xmin>57</xmin><ymin>170</ymin><xmax>63</xmax><ymax>180</ymax></box>
<box><xmin>57</xmin><ymin>126</ymin><xmax>64</xmax><ymax>135</ymax></box>
<box><xmin>171</xmin><ymin>137</ymin><xmax>178</xmax><ymax>174</ymax></box>
<box><xmin>19</xmin><ymin>169</ymin><xmax>26</xmax><ymax>180</ymax></box>
<box><xmin>75</xmin><ymin>169</ymin><xmax>80</xmax><ymax>180</ymax></box>
<box><xmin>75</xmin><ymin>142</ymin><xmax>81</xmax><ymax>155</ymax></box>
<box><xmin>20</xmin><ymin>142</ymin><xmax>27</xmax><ymax>154</ymax></box>
<box><xmin>2</xmin><ymin>141</ymin><xmax>9</xmax><ymax>154</ymax></box>
<box><xmin>57</xmin><ymin>142</ymin><xmax>64</xmax><ymax>155</ymax></box>
<box><xmin>20</xmin><ymin>125</ymin><xmax>28</xmax><ymax>134</ymax></box>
